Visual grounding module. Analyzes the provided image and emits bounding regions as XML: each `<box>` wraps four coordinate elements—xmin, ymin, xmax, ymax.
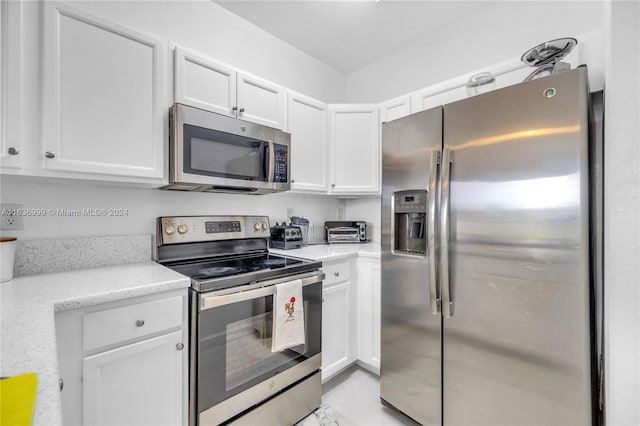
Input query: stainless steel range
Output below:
<box><xmin>157</xmin><ymin>216</ymin><xmax>323</xmax><ymax>426</ymax></box>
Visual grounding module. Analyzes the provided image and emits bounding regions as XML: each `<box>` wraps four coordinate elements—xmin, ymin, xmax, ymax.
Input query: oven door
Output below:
<box><xmin>194</xmin><ymin>272</ymin><xmax>322</xmax><ymax>425</ymax></box>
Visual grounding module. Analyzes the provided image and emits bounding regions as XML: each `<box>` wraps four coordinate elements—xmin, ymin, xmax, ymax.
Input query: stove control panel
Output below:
<box><xmin>207</xmin><ymin>221</ymin><xmax>241</xmax><ymax>234</ymax></box>
<box><xmin>158</xmin><ymin>216</ymin><xmax>271</xmax><ymax>245</ymax></box>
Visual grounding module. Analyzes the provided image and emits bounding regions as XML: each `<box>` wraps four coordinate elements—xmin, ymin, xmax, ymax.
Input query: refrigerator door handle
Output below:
<box><xmin>428</xmin><ymin>149</ymin><xmax>441</xmax><ymax>314</ymax></box>
<box><xmin>441</xmin><ymin>147</ymin><xmax>454</xmax><ymax>318</ymax></box>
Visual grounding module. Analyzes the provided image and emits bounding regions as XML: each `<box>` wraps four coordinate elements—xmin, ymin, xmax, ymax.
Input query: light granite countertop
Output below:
<box><xmin>0</xmin><ymin>262</ymin><xmax>190</xmax><ymax>426</ymax></box>
<box><xmin>270</xmin><ymin>242</ymin><xmax>381</xmax><ymax>262</ymax></box>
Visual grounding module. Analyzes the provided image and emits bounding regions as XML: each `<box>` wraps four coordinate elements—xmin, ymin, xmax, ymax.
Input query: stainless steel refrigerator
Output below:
<box><xmin>380</xmin><ymin>67</ymin><xmax>599</xmax><ymax>426</ymax></box>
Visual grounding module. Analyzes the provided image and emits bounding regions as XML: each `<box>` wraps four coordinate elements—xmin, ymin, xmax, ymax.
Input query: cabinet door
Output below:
<box><xmin>357</xmin><ymin>259</ymin><xmax>381</xmax><ymax>373</ymax></box>
<box><xmin>328</xmin><ymin>105</ymin><xmax>380</xmax><ymax>194</ymax></box>
<box><xmin>237</xmin><ymin>71</ymin><xmax>286</xmax><ymax>130</ymax></box>
<box><xmin>321</xmin><ymin>281</ymin><xmax>353</xmax><ymax>381</ymax></box>
<box><xmin>83</xmin><ymin>331</ymin><xmax>184</xmax><ymax>426</ymax></box>
<box><xmin>0</xmin><ymin>0</ymin><xmax>22</xmax><ymax>170</ymax></box>
<box><xmin>174</xmin><ymin>46</ymin><xmax>237</xmax><ymax>118</ymax></box>
<box><xmin>41</xmin><ymin>2</ymin><xmax>166</xmax><ymax>179</ymax></box>
<box><xmin>380</xmin><ymin>96</ymin><xmax>411</xmax><ymax>123</ymax></box>
<box><xmin>287</xmin><ymin>91</ymin><xmax>328</xmax><ymax>192</ymax></box>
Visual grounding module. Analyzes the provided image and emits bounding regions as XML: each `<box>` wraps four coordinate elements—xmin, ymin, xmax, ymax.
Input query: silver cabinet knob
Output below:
<box><xmin>44</xmin><ymin>151</ymin><xmax>56</xmax><ymax>159</ymax></box>
<box><xmin>334</xmin><ymin>272</ymin><xmax>340</xmax><ymax>277</ymax></box>
<box><xmin>176</xmin><ymin>343</ymin><xmax>184</xmax><ymax>351</ymax></box>
<box><xmin>232</xmin><ymin>106</ymin><xmax>238</xmax><ymax>111</ymax></box>
<box><xmin>59</xmin><ymin>378</ymin><xmax>64</xmax><ymax>392</ymax></box>
<box><xmin>291</xmin><ymin>179</ymin><xmax>295</xmax><ymax>183</ymax></box>
<box><xmin>135</xmin><ymin>319</ymin><xmax>145</xmax><ymax>327</ymax></box>
<box><xmin>239</xmin><ymin>107</ymin><xmax>245</xmax><ymax>113</ymax></box>
<box><xmin>7</xmin><ymin>147</ymin><xmax>19</xmax><ymax>155</ymax></box>
<box><xmin>331</xmin><ymin>183</ymin><xmax>335</xmax><ymax>188</ymax></box>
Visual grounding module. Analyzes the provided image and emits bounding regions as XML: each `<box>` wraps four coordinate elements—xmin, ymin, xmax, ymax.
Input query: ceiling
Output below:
<box><xmin>215</xmin><ymin>1</ymin><xmax>499</xmax><ymax>74</ymax></box>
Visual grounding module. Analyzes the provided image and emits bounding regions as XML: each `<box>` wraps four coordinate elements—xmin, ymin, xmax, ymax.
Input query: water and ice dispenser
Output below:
<box><xmin>392</xmin><ymin>190</ymin><xmax>428</xmax><ymax>256</ymax></box>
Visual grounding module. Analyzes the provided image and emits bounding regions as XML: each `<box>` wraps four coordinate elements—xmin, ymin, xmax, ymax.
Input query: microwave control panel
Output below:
<box><xmin>273</xmin><ymin>144</ymin><xmax>288</xmax><ymax>183</ymax></box>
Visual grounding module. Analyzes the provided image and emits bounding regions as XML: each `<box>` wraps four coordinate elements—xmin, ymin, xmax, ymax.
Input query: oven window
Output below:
<box><xmin>197</xmin><ymin>283</ymin><xmax>321</xmax><ymax>412</ymax></box>
<box><xmin>224</xmin><ymin>307</ymin><xmax>304</xmax><ymax>391</ymax></box>
<box><xmin>183</xmin><ymin>124</ymin><xmax>267</xmax><ymax>181</ymax></box>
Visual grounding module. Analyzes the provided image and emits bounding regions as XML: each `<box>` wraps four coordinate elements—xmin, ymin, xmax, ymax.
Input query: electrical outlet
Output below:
<box><xmin>0</xmin><ymin>203</ymin><xmax>24</xmax><ymax>230</ymax></box>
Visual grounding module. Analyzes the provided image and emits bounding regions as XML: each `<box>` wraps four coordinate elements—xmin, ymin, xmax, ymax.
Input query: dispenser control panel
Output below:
<box><xmin>393</xmin><ymin>191</ymin><xmax>427</xmax><ymax>213</ymax></box>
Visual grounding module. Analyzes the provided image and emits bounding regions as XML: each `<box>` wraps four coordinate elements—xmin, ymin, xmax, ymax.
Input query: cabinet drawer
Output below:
<box><xmin>83</xmin><ymin>296</ymin><xmax>183</xmax><ymax>352</ymax></box>
<box><xmin>322</xmin><ymin>262</ymin><xmax>351</xmax><ymax>286</ymax></box>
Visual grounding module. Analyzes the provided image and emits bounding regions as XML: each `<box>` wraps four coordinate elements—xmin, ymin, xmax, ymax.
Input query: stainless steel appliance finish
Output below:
<box><xmin>157</xmin><ymin>215</ymin><xmax>323</xmax><ymax>426</ymax></box>
<box><xmin>325</xmin><ymin>221</ymin><xmax>368</xmax><ymax>243</ymax></box>
<box><xmin>381</xmin><ymin>106</ymin><xmax>443</xmax><ymax>426</ymax></box>
<box><xmin>381</xmin><ymin>68</ymin><xmax>597</xmax><ymax>425</ymax></box>
<box><xmin>226</xmin><ymin>371</ymin><xmax>322</xmax><ymax>426</ymax></box>
<box><xmin>163</xmin><ymin>104</ymin><xmax>291</xmax><ymax>194</ymax></box>
<box><xmin>291</xmin><ymin>216</ymin><xmax>310</xmax><ymax>246</ymax></box>
<box><xmin>270</xmin><ymin>224</ymin><xmax>304</xmax><ymax>250</ymax></box>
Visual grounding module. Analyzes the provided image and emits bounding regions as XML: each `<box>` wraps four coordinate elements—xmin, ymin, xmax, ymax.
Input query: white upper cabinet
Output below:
<box><xmin>237</xmin><ymin>71</ymin><xmax>286</xmax><ymax>129</ymax></box>
<box><xmin>175</xmin><ymin>46</ymin><xmax>286</xmax><ymax>130</ymax></box>
<box><xmin>41</xmin><ymin>1</ymin><xmax>166</xmax><ymax>180</ymax></box>
<box><xmin>380</xmin><ymin>95</ymin><xmax>411</xmax><ymax>123</ymax></box>
<box><xmin>328</xmin><ymin>104</ymin><xmax>380</xmax><ymax>195</ymax></box>
<box><xmin>174</xmin><ymin>46</ymin><xmax>237</xmax><ymax>118</ymax></box>
<box><xmin>0</xmin><ymin>1</ymin><xmax>22</xmax><ymax>170</ymax></box>
<box><xmin>286</xmin><ymin>91</ymin><xmax>328</xmax><ymax>192</ymax></box>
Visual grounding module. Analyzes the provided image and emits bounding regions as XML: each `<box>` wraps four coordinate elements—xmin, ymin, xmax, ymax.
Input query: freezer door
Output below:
<box><xmin>380</xmin><ymin>107</ymin><xmax>443</xmax><ymax>425</ymax></box>
<box><xmin>442</xmin><ymin>68</ymin><xmax>593</xmax><ymax>425</ymax></box>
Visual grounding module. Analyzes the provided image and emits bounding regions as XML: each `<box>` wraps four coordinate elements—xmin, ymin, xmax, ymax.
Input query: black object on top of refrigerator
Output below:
<box><xmin>380</xmin><ymin>67</ymin><xmax>601</xmax><ymax>426</ymax></box>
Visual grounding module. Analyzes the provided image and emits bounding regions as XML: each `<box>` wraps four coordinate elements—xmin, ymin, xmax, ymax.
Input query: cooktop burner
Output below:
<box><xmin>194</xmin><ymin>266</ymin><xmax>244</xmax><ymax>280</ymax></box>
<box><xmin>167</xmin><ymin>253</ymin><xmax>315</xmax><ymax>292</ymax></box>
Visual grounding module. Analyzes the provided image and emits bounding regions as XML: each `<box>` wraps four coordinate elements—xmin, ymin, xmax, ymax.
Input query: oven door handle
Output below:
<box><xmin>200</xmin><ymin>272</ymin><xmax>325</xmax><ymax>310</ymax></box>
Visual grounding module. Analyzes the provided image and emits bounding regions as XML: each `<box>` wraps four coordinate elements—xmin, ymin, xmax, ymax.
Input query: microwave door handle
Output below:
<box><xmin>266</xmin><ymin>140</ymin><xmax>275</xmax><ymax>183</ymax></box>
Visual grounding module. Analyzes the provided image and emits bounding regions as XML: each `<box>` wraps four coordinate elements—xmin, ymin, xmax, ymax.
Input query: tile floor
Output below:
<box><xmin>298</xmin><ymin>365</ymin><xmax>418</xmax><ymax>426</ymax></box>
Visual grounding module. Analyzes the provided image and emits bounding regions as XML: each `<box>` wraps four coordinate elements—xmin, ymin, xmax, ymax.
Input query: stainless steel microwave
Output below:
<box><xmin>162</xmin><ymin>103</ymin><xmax>291</xmax><ymax>194</ymax></box>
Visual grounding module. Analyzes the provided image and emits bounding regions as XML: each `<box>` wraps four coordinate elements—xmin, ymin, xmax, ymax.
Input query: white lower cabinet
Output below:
<box><xmin>320</xmin><ymin>256</ymin><xmax>382</xmax><ymax>381</ymax></box>
<box><xmin>55</xmin><ymin>289</ymin><xmax>188</xmax><ymax>426</ymax></box>
<box><xmin>321</xmin><ymin>259</ymin><xmax>356</xmax><ymax>382</ymax></box>
<box><xmin>356</xmin><ymin>257</ymin><xmax>381</xmax><ymax>373</ymax></box>
<box><xmin>83</xmin><ymin>331</ymin><xmax>184</xmax><ymax>426</ymax></box>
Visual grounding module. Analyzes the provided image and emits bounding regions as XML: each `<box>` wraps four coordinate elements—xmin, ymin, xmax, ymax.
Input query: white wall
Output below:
<box><xmin>0</xmin><ymin>176</ymin><xmax>344</xmax><ymax>242</ymax></box>
<box><xmin>345</xmin><ymin>1</ymin><xmax>604</xmax><ymax>103</ymax></box>
<box><xmin>604</xmin><ymin>1</ymin><xmax>640</xmax><ymax>424</ymax></box>
<box><xmin>345</xmin><ymin>0</ymin><xmax>606</xmax><ymax>248</ymax></box>
<box><xmin>65</xmin><ymin>0</ymin><xmax>346</xmax><ymax>103</ymax></box>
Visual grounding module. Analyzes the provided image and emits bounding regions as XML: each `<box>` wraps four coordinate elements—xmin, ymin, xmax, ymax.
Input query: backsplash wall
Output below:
<box><xmin>0</xmin><ymin>177</ymin><xmax>346</xmax><ymax>244</ymax></box>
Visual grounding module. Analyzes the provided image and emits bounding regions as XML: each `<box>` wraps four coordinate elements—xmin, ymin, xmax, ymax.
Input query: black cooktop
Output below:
<box><xmin>167</xmin><ymin>252</ymin><xmax>320</xmax><ymax>292</ymax></box>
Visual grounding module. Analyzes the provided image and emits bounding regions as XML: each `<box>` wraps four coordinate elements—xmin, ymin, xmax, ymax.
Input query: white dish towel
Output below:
<box><xmin>272</xmin><ymin>279</ymin><xmax>305</xmax><ymax>352</ymax></box>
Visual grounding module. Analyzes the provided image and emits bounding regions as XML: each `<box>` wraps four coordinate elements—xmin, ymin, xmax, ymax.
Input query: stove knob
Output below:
<box><xmin>177</xmin><ymin>224</ymin><xmax>188</xmax><ymax>234</ymax></box>
<box><xmin>254</xmin><ymin>223</ymin><xmax>262</xmax><ymax>231</ymax></box>
<box><xmin>165</xmin><ymin>225</ymin><xmax>176</xmax><ymax>235</ymax></box>
<box><xmin>261</xmin><ymin>222</ymin><xmax>269</xmax><ymax>231</ymax></box>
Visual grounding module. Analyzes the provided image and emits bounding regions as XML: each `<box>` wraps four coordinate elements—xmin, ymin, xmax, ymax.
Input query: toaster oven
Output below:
<box><xmin>325</xmin><ymin>221</ymin><xmax>368</xmax><ymax>244</ymax></box>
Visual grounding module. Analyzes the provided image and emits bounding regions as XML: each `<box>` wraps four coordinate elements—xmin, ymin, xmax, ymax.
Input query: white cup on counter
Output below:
<box><xmin>0</xmin><ymin>237</ymin><xmax>17</xmax><ymax>282</ymax></box>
